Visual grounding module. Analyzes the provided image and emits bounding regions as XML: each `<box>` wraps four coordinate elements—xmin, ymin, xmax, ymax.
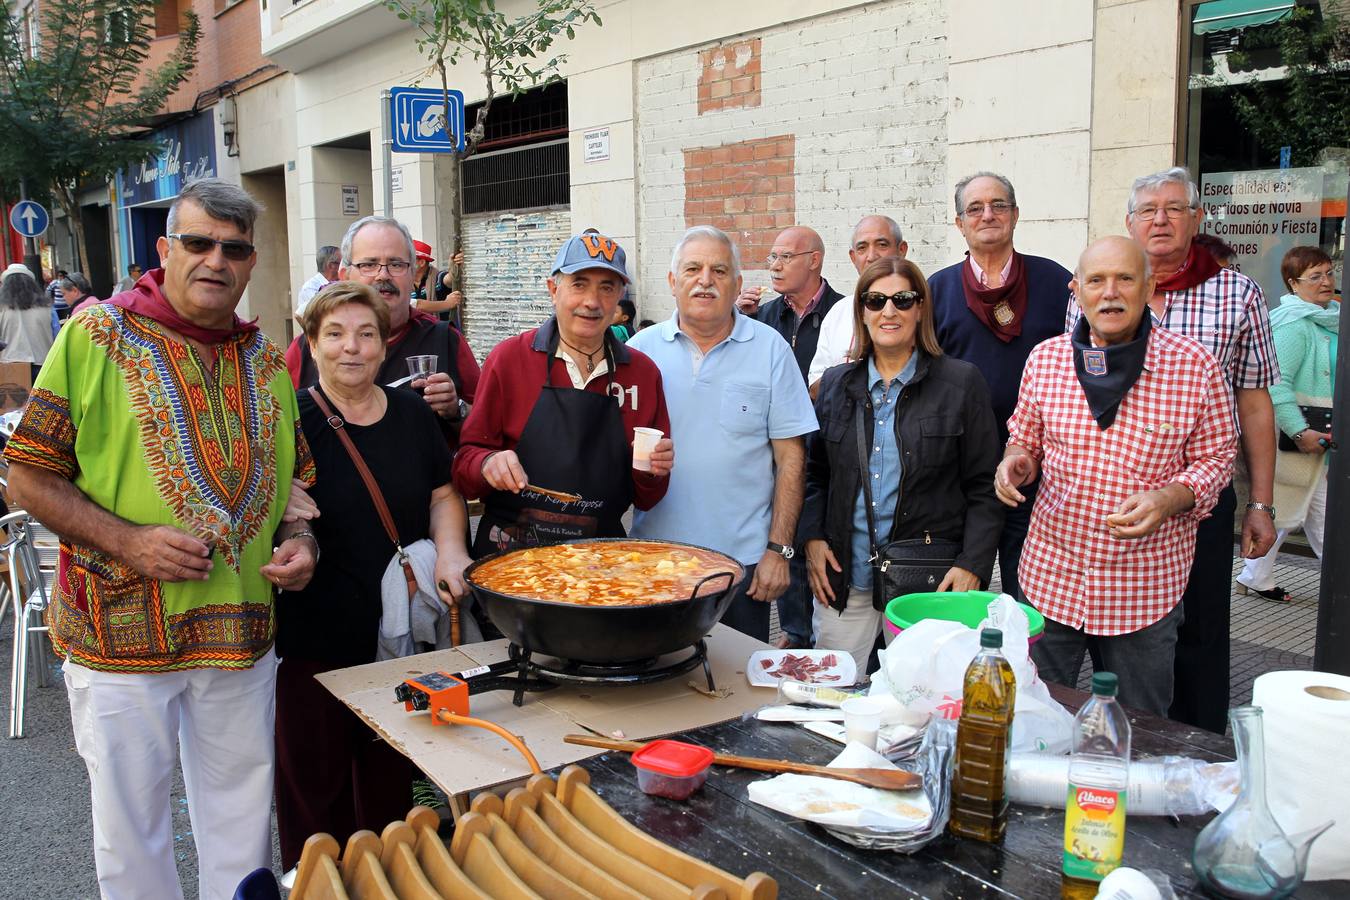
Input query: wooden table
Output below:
<box><xmin>553</xmin><ymin>683</ymin><xmax>1349</xmax><ymax>899</ymax></box>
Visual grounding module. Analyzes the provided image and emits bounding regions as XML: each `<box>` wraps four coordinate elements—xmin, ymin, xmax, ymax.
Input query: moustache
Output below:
<box><xmin>373</xmin><ymin>278</ymin><xmax>398</xmax><ymax>293</ymax></box>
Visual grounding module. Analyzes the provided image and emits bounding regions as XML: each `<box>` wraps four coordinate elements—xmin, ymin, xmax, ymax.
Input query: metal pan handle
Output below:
<box><xmin>688</xmin><ymin>570</ymin><xmax>735</xmax><ymax>601</ymax></box>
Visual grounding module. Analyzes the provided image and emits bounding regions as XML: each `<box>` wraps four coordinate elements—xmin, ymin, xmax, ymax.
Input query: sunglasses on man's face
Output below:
<box><xmin>168</xmin><ymin>233</ymin><xmax>255</xmax><ymax>261</ymax></box>
<box><xmin>861</xmin><ymin>290</ymin><xmax>921</xmax><ymax>312</ymax></box>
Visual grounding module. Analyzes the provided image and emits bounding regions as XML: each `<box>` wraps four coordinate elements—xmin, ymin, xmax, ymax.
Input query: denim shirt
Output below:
<box><xmin>849</xmin><ymin>352</ymin><xmax>917</xmax><ymax>589</ymax></box>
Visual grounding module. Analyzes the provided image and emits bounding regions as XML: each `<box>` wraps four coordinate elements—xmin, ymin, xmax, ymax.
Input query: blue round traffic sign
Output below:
<box><xmin>9</xmin><ymin>201</ymin><xmax>49</xmax><ymax>238</ymax></box>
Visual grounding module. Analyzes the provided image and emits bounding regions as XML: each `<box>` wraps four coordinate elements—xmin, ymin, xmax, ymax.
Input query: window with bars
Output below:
<box><xmin>462</xmin><ymin>140</ymin><xmax>569</xmax><ymax>214</ymax></box>
<box><xmin>460</xmin><ymin>81</ymin><xmax>571</xmax><ymax>214</ymax></box>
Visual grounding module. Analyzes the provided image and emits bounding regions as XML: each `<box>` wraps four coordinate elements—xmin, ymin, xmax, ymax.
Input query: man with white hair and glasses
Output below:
<box><xmin>1069</xmin><ymin>166</ymin><xmax>1278</xmax><ymax>734</ymax></box>
<box><xmin>630</xmin><ymin>226</ymin><xmax>817</xmax><ymax>642</ymax></box>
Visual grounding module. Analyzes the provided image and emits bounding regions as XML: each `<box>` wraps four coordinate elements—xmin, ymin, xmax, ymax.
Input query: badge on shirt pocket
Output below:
<box><xmin>719</xmin><ymin>382</ymin><xmax>769</xmax><ymax>435</ymax></box>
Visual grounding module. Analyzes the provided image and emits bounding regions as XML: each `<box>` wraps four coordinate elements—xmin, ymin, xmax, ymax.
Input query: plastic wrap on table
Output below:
<box><xmin>1006</xmin><ymin>752</ymin><xmax>1238</xmax><ymax>816</ymax></box>
<box><xmin>818</xmin><ymin>718</ymin><xmax>955</xmax><ymax>851</ymax></box>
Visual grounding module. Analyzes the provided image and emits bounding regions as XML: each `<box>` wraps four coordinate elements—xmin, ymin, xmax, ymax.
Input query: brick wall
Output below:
<box><xmin>698</xmin><ymin>38</ymin><xmax>761</xmax><ymax>114</ymax></box>
<box><xmin>683</xmin><ymin>136</ymin><xmax>794</xmax><ymax>273</ymax></box>
<box><xmin>636</xmin><ymin>0</ymin><xmax>948</xmax><ymax>321</ymax></box>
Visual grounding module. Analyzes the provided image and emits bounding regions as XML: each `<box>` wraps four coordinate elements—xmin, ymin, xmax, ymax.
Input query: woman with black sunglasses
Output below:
<box><xmin>799</xmin><ymin>257</ymin><xmax>1004</xmax><ymax>674</ymax></box>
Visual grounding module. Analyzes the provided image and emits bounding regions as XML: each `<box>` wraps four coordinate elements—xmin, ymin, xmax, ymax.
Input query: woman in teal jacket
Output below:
<box><xmin>1237</xmin><ymin>246</ymin><xmax>1337</xmax><ymax>602</ymax></box>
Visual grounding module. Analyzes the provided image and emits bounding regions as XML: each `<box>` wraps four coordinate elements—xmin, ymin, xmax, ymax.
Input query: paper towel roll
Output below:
<box><xmin>1252</xmin><ymin>669</ymin><xmax>1350</xmax><ymax>882</ymax></box>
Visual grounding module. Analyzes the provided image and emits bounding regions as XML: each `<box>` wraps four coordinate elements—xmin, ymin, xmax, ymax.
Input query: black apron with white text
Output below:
<box><xmin>472</xmin><ymin>331</ymin><xmax>632</xmax><ymax>556</ymax></box>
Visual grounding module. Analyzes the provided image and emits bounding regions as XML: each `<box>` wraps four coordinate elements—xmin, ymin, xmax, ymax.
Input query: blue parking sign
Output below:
<box><xmin>9</xmin><ymin>200</ymin><xmax>48</xmax><ymax>238</ymax></box>
<box><xmin>390</xmin><ymin>87</ymin><xmax>465</xmax><ymax>153</ymax></box>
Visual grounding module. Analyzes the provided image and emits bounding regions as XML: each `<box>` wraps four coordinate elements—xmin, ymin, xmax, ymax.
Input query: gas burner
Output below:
<box><xmin>505</xmin><ymin>640</ymin><xmax>715</xmax><ymax>706</ymax></box>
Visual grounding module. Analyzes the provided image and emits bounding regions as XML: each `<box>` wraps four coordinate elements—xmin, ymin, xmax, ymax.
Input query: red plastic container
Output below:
<box><xmin>630</xmin><ymin>739</ymin><xmax>715</xmax><ymax>801</ymax></box>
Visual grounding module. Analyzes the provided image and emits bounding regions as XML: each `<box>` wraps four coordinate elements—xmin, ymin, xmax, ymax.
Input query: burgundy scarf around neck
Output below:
<box><xmin>1154</xmin><ymin>241</ymin><xmax>1222</xmax><ymax>294</ymax></box>
<box><xmin>960</xmin><ymin>251</ymin><xmax>1028</xmax><ymax>343</ymax></box>
<box><xmin>104</xmin><ymin>268</ymin><xmax>259</xmax><ymax>344</ymax></box>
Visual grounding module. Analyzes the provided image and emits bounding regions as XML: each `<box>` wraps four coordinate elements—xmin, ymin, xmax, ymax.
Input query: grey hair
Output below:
<box><xmin>340</xmin><ymin>216</ymin><xmax>415</xmax><ymax>267</ymax></box>
<box><xmin>1127</xmin><ymin>167</ymin><xmax>1200</xmax><ymax>213</ymax></box>
<box><xmin>954</xmin><ymin>172</ymin><xmax>1017</xmax><ymax>215</ymax></box>
<box><xmin>167</xmin><ymin>178</ymin><xmax>263</xmax><ymax>237</ymax></box>
<box><xmin>61</xmin><ymin>272</ymin><xmax>93</xmax><ymax>296</ymax></box>
<box><xmin>316</xmin><ymin>245</ymin><xmax>341</xmax><ymax>272</ymax></box>
<box><xmin>850</xmin><ymin>215</ymin><xmax>904</xmax><ymax>247</ymax></box>
<box><xmin>1073</xmin><ymin>239</ymin><xmax>1154</xmax><ymax>281</ymax></box>
<box><xmin>669</xmin><ymin>225</ymin><xmax>742</xmax><ymax>280</ymax></box>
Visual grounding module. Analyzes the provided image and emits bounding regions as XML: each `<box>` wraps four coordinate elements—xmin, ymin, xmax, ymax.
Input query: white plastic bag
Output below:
<box><xmin>871</xmin><ymin>594</ymin><xmax>1073</xmax><ymax>754</ymax></box>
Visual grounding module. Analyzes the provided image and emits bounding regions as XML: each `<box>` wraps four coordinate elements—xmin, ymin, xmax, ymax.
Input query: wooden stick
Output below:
<box><xmin>525</xmin><ymin>483</ymin><xmax>583</xmax><ymax>504</ymax></box>
<box><xmin>562</xmin><ymin>734</ymin><xmax>921</xmax><ymax>792</ymax></box>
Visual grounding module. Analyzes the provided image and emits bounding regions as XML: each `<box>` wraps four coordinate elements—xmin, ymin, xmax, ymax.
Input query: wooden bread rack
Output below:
<box><xmin>289</xmin><ymin>764</ymin><xmax>777</xmax><ymax>900</ymax></box>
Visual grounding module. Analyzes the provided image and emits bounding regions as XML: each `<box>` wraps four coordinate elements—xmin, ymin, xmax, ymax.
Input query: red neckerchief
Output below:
<box><xmin>1154</xmin><ymin>242</ymin><xmax>1222</xmax><ymax>294</ymax></box>
<box><xmin>960</xmin><ymin>250</ymin><xmax>1028</xmax><ymax>343</ymax></box>
<box><xmin>102</xmin><ymin>268</ymin><xmax>259</xmax><ymax>343</ymax></box>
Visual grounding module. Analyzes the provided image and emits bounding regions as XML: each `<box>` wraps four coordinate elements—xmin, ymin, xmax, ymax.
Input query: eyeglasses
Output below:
<box><xmin>350</xmin><ymin>259</ymin><xmax>412</xmax><ymax>276</ymax></box>
<box><xmin>861</xmin><ymin>290</ymin><xmax>922</xmax><ymax>312</ymax></box>
<box><xmin>1296</xmin><ymin>272</ymin><xmax>1336</xmax><ymax>284</ymax></box>
<box><xmin>766</xmin><ymin>250</ymin><xmax>812</xmax><ymax>265</ymax></box>
<box><xmin>168</xmin><ymin>233</ymin><xmax>255</xmax><ymax>261</ymax></box>
<box><xmin>1129</xmin><ymin>204</ymin><xmax>1195</xmax><ymax>221</ymax></box>
<box><xmin>961</xmin><ymin>201</ymin><xmax>1014</xmax><ymax>218</ymax></box>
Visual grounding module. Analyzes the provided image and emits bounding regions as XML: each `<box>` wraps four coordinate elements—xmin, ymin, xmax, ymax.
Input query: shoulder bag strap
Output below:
<box><xmin>855</xmin><ymin>407</ymin><xmax>880</xmax><ymax>563</ymax></box>
<box><xmin>308</xmin><ymin>387</ymin><xmax>418</xmax><ymax>602</ymax></box>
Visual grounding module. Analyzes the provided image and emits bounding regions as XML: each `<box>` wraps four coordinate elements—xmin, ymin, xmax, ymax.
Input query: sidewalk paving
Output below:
<box><xmin>0</xmin><ymin>549</ymin><xmax>1326</xmax><ymax>898</ymax></box>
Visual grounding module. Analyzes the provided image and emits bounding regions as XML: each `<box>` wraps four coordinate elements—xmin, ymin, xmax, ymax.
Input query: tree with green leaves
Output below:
<box><xmin>0</xmin><ymin>0</ymin><xmax>199</xmax><ymax>275</ymax></box>
<box><xmin>1224</xmin><ymin>5</ymin><xmax>1350</xmax><ymax>167</ymax></box>
<box><xmin>381</xmin><ymin>0</ymin><xmax>601</xmax><ymax>290</ymax></box>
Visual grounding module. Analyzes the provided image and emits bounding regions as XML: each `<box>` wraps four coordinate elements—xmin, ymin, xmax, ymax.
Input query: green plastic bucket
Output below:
<box><xmin>883</xmin><ymin>590</ymin><xmax>1045</xmax><ymax>643</ymax></box>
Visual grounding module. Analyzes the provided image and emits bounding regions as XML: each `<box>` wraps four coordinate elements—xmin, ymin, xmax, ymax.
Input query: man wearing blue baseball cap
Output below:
<box><xmin>453</xmin><ymin>232</ymin><xmax>675</xmax><ymax>555</ymax></box>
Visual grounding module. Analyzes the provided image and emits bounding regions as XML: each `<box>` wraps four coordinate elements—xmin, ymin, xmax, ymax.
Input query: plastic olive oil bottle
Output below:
<box><xmin>1063</xmin><ymin>671</ymin><xmax>1132</xmax><ymax>892</ymax></box>
<box><xmin>948</xmin><ymin>627</ymin><xmax>1016</xmax><ymax>842</ymax></box>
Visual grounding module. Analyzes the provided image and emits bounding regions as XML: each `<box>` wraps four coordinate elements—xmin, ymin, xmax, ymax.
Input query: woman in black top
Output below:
<box><xmin>799</xmin><ymin>257</ymin><xmax>1002</xmax><ymax>674</ymax></box>
<box><xmin>274</xmin><ymin>281</ymin><xmax>472</xmax><ymax>868</ymax></box>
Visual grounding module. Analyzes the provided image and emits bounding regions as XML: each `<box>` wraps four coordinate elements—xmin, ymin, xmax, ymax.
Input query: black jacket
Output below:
<box><xmin>799</xmin><ymin>351</ymin><xmax>1004</xmax><ymax>611</ymax></box>
<box><xmin>754</xmin><ymin>279</ymin><xmax>844</xmax><ymax>382</ymax></box>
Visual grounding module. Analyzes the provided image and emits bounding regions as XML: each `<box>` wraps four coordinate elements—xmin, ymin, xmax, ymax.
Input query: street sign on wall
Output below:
<box><xmin>390</xmin><ymin>87</ymin><xmax>465</xmax><ymax>153</ymax></box>
<box><xmin>9</xmin><ymin>200</ymin><xmax>48</xmax><ymax>238</ymax></box>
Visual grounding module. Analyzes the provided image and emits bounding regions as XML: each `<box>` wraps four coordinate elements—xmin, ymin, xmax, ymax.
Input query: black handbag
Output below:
<box><xmin>856</xmin><ymin>412</ymin><xmax>960</xmax><ymax>611</ymax></box>
<box><xmin>1278</xmin><ymin>406</ymin><xmax>1333</xmax><ymax>452</ymax></box>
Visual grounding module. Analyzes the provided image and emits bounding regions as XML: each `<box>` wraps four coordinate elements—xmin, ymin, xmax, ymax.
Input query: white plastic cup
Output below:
<box><xmin>841</xmin><ymin>697</ymin><xmax>883</xmax><ymax>751</ymax></box>
<box><xmin>632</xmin><ymin>427</ymin><xmax>663</xmax><ymax>471</ymax></box>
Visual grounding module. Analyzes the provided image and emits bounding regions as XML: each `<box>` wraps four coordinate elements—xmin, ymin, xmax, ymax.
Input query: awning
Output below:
<box><xmin>1192</xmin><ymin>0</ymin><xmax>1295</xmax><ymax>34</ymax></box>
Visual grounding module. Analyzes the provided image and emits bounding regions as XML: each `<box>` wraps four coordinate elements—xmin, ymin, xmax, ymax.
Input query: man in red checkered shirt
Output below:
<box><xmin>999</xmin><ymin>237</ymin><xmax>1238</xmax><ymax>715</ymax></box>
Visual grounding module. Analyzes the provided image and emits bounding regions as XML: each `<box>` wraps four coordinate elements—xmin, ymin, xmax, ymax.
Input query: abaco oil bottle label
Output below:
<box><xmin>1063</xmin><ymin>785</ymin><xmax>1126</xmax><ymax>881</ymax></box>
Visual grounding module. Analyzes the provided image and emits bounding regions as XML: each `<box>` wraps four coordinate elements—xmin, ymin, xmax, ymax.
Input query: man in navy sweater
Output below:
<box><xmin>928</xmin><ymin>172</ymin><xmax>1071</xmax><ymax>601</ymax></box>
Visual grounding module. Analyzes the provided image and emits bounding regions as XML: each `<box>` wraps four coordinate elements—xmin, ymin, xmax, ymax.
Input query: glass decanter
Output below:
<box><xmin>1192</xmin><ymin>705</ymin><xmax>1331</xmax><ymax>899</ymax></box>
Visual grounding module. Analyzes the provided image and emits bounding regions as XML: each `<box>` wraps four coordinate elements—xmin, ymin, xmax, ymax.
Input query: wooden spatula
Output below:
<box><xmin>563</xmin><ymin>734</ymin><xmax>922</xmax><ymax>792</ymax></box>
<box><xmin>525</xmin><ymin>483</ymin><xmax>584</xmax><ymax>504</ymax></box>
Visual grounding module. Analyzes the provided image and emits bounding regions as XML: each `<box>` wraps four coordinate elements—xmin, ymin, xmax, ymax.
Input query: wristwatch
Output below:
<box><xmin>767</xmin><ymin>541</ymin><xmax>795</xmax><ymax>560</ymax></box>
<box><xmin>1246</xmin><ymin>501</ymin><xmax>1276</xmax><ymax>519</ymax></box>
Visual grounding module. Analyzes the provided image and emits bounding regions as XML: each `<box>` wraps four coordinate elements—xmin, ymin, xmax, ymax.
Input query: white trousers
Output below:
<box><xmin>1237</xmin><ymin>473</ymin><xmax>1327</xmax><ymax>592</ymax></box>
<box><xmin>813</xmin><ymin>586</ymin><xmax>882</xmax><ymax>676</ymax></box>
<box><xmin>64</xmin><ymin>650</ymin><xmax>278</xmax><ymax>900</ymax></box>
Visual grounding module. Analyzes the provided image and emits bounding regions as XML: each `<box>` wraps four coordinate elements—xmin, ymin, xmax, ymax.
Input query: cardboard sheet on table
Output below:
<box><xmin>316</xmin><ymin>625</ymin><xmax>770</xmax><ymax>795</ymax></box>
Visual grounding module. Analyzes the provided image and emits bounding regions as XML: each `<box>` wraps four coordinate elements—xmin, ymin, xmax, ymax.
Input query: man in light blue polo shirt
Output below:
<box><xmin>630</xmin><ymin>225</ymin><xmax>818</xmax><ymax>642</ymax></box>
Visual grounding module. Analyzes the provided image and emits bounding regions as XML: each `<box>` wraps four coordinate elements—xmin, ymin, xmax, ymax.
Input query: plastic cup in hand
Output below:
<box><xmin>841</xmin><ymin>696</ymin><xmax>884</xmax><ymax>751</ymax></box>
<box><xmin>632</xmin><ymin>427</ymin><xmax>663</xmax><ymax>471</ymax></box>
<box><xmin>407</xmin><ymin>355</ymin><xmax>437</xmax><ymax>390</ymax></box>
<box><xmin>183</xmin><ymin>501</ymin><xmax>230</xmax><ymax>554</ymax></box>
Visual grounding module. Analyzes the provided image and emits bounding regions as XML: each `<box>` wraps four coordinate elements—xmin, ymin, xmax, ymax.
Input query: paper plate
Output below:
<box><xmin>746</xmin><ymin>649</ymin><xmax>856</xmax><ymax>688</ymax></box>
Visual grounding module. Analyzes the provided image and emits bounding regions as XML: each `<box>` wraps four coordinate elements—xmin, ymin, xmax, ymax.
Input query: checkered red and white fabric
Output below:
<box><xmin>1007</xmin><ymin>327</ymin><xmax>1239</xmax><ymax>635</ymax></box>
<box><xmin>1066</xmin><ymin>267</ymin><xmax>1278</xmax><ymax>390</ymax></box>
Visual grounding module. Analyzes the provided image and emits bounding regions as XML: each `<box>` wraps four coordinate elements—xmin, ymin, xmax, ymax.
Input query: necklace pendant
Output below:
<box><xmin>993</xmin><ymin>301</ymin><xmax>1015</xmax><ymax>327</ymax></box>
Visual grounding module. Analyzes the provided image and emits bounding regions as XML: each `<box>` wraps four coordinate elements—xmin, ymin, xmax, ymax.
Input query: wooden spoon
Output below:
<box><xmin>563</xmin><ymin>734</ymin><xmax>922</xmax><ymax>792</ymax></box>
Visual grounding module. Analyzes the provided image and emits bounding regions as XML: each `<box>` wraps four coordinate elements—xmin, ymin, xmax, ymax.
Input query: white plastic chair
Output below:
<box><xmin>3</xmin><ymin>511</ymin><xmax>54</xmax><ymax>739</ymax></box>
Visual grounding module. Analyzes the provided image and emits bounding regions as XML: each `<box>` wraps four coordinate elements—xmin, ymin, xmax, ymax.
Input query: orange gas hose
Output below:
<box><xmin>435</xmin><ymin>709</ymin><xmax>543</xmax><ymax>773</ymax></box>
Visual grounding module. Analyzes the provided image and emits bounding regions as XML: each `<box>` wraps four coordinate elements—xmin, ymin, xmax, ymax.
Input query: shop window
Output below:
<box><xmin>1183</xmin><ymin>0</ymin><xmax>1347</xmax><ymax>301</ymax></box>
